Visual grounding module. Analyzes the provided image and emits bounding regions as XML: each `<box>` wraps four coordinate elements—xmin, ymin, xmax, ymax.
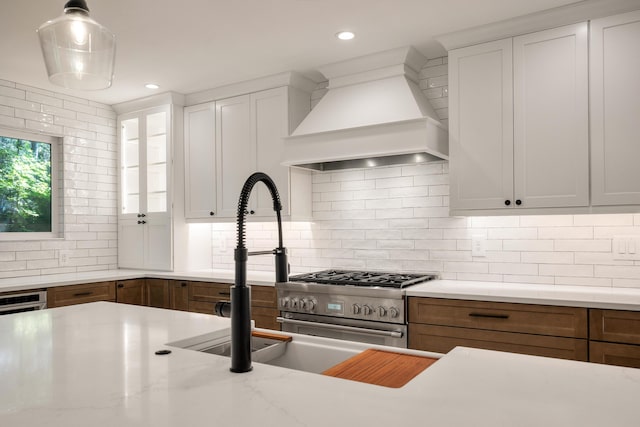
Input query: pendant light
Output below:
<box><xmin>37</xmin><ymin>0</ymin><xmax>116</xmax><ymax>90</ymax></box>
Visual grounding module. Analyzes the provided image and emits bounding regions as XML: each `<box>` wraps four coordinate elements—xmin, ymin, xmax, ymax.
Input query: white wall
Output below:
<box><xmin>200</xmin><ymin>58</ymin><xmax>640</xmax><ymax>289</ymax></box>
<box><xmin>0</xmin><ymin>79</ymin><xmax>118</xmax><ymax>278</ymax></box>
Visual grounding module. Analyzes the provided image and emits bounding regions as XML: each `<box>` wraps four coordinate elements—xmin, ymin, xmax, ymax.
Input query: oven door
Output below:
<box><xmin>278</xmin><ymin>312</ymin><xmax>407</xmax><ymax>348</ymax></box>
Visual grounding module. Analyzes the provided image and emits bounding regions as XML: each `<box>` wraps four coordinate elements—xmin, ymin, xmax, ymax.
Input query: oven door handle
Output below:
<box><xmin>0</xmin><ymin>302</ymin><xmax>47</xmax><ymax>313</ymax></box>
<box><xmin>276</xmin><ymin>317</ymin><xmax>404</xmax><ymax>338</ymax></box>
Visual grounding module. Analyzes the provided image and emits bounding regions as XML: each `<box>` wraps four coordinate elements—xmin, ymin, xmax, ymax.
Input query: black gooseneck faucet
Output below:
<box><xmin>224</xmin><ymin>172</ymin><xmax>288</xmax><ymax>373</ymax></box>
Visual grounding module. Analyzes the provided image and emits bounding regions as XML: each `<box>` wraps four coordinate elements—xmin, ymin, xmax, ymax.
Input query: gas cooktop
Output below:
<box><xmin>288</xmin><ymin>269</ymin><xmax>437</xmax><ymax>289</ymax></box>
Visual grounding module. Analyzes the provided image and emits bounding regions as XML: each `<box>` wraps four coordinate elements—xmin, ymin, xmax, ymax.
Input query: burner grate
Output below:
<box><xmin>289</xmin><ymin>269</ymin><xmax>436</xmax><ymax>288</ymax></box>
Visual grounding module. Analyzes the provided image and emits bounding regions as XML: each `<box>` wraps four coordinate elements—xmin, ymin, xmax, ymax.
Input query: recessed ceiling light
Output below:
<box><xmin>336</xmin><ymin>31</ymin><xmax>355</xmax><ymax>41</ymax></box>
<box><xmin>145</xmin><ymin>83</ymin><xmax>160</xmax><ymax>89</ymax></box>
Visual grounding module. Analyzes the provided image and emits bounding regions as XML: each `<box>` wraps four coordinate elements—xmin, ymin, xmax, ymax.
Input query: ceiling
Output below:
<box><xmin>1</xmin><ymin>0</ymin><xmax>581</xmax><ymax>106</ymax></box>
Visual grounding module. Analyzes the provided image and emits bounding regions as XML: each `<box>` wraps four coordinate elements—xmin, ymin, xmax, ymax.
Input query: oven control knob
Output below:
<box><xmin>352</xmin><ymin>304</ymin><xmax>361</xmax><ymax>315</ymax></box>
<box><xmin>302</xmin><ymin>298</ymin><xmax>316</xmax><ymax>311</ymax></box>
<box><xmin>377</xmin><ymin>306</ymin><xmax>387</xmax><ymax>317</ymax></box>
<box><xmin>389</xmin><ymin>307</ymin><xmax>400</xmax><ymax>318</ymax></box>
<box><xmin>363</xmin><ymin>305</ymin><xmax>373</xmax><ymax>316</ymax></box>
<box><xmin>290</xmin><ymin>297</ymin><xmax>299</xmax><ymax>309</ymax></box>
<box><xmin>280</xmin><ymin>297</ymin><xmax>290</xmax><ymax>308</ymax></box>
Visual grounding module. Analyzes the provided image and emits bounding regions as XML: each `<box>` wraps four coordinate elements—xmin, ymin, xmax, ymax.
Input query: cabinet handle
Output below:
<box><xmin>181</xmin><ymin>282</ymin><xmax>187</xmax><ymax>287</ymax></box>
<box><xmin>244</xmin><ymin>209</ymin><xmax>255</xmax><ymax>215</ymax></box>
<box><xmin>515</xmin><ymin>199</ymin><xmax>522</xmax><ymax>206</ymax></box>
<box><xmin>73</xmin><ymin>291</ymin><xmax>93</xmax><ymax>297</ymax></box>
<box><xmin>468</xmin><ymin>312</ymin><xmax>510</xmax><ymax>320</ymax></box>
<box><xmin>137</xmin><ymin>220</ymin><xmax>147</xmax><ymax>225</ymax></box>
<box><xmin>219</xmin><ymin>291</ymin><xmax>231</xmax><ymax>296</ymax></box>
<box><xmin>504</xmin><ymin>200</ymin><xmax>511</xmax><ymax>206</ymax></box>
<box><xmin>117</xmin><ymin>283</ymin><xmax>124</xmax><ymax>288</ymax></box>
<box><xmin>209</xmin><ymin>211</ymin><xmax>215</xmax><ymax>216</ymax></box>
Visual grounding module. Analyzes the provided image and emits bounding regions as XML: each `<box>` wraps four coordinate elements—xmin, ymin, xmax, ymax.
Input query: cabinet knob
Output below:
<box><xmin>504</xmin><ymin>200</ymin><xmax>511</xmax><ymax>206</ymax></box>
<box><xmin>209</xmin><ymin>211</ymin><xmax>215</xmax><ymax>216</ymax></box>
<box><xmin>137</xmin><ymin>220</ymin><xmax>146</xmax><ymax>225</ymax></box>
<box><xmin>244</xmin><ymin>209</ymin><xmax>255</xmax><ymax>215</ymax></box>
<box><xmin>117</xmin><ymin>283</ymin><xmax>124</xmax><ymax>288</ymax></box>
<box><xmin>515</xmin><ymin>199</ymin><xmax>522</xmax><ymax>206</ymax></box>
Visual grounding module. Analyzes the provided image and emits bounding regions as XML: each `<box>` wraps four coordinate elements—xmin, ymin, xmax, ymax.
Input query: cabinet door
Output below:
<box><xmin>145</xmin><ymin>107</ymin><xmax>171</xmax><ymax>214</ymax></box>
<box><xmin>449</xmin><ymin>38</ymin><xmax>514</xmax><ymax>210</ymax></box>
<box><xmin>144</xmin><ymin>213</ymin><xmax>172</xmax><ymax>271</ymax></box>
<box><xmin>170</xmin><ymin>280</ymin><xmax>190</xmax><ymax>311</ymax></box>
<box><xmin>252</xmin><ymin>87</ymin><xmax>290</xmax><ymax>217</ymax></box>
<box><xmin>216</xmin><ymin>95</ymin><xmax>255</xmax><ymax>218</ymax></box>
<box><xmin>184</xmin><ymin>103</ymin><xmax>217</xmax><ymax>219</ymax></box>
<box><xmin>118</xmin><ymin>218</ymin><xmax>145</xmax><ymax>268</ymax></box>
<box><xmin>513</xmin><ymin>23</ymin><xmax>588</xmax><ymax>208</ymax></box>
<box><xmin>116</xmin><ymin>279</ymin><xmax>146</xmax><ymax>305</ymax></box>
<box><xmin>147</xmin><ymin>278</ymin><xmax>170</xmax><ymax>309</ymax></box>
<box><xmin>591</xmin><ymin>10</ymin><xmax>640</xmax><ymax>206</ymax></box>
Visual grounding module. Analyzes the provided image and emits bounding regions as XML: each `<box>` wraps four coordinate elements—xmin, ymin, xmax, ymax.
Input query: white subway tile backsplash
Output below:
<box><xmin>0</xmin><ymin>79</ymin><xmax>116</xmax><ymax>278</ymax></box>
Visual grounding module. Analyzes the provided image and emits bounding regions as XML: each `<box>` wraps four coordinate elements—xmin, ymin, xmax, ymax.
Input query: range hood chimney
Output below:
<box><xmin>283</xmin><ymin>47</ymin><xmax>448</xmax><ymax>171</ymax></box>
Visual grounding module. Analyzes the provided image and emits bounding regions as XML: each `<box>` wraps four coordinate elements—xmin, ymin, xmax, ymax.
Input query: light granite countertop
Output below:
<box><xmin>2</xmin><ymin>269</ymin><xmax>640</xmax><ymax>311</ymax></box>
<box><xmin>1</xmin><ymin>302</ymin><xmax>639</xmax><ymax>426</ymax></box>
<box><xmin>407</xmin><ymin>279</ymin><xmax>640</xmax><ymax>311</ymax></box>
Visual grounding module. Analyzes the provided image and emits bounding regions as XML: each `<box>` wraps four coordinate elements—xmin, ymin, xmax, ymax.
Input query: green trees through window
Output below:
<box><xmin>0</xmin><ymin>136</ymin><xmax>52</xmax><ymax>232</ymax></box>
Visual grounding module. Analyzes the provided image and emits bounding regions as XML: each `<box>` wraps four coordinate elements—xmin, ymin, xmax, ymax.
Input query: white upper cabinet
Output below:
<box><xmin>215</xmin><ymin>94</ymin><xmax>255</xmax><ymax>218</ymax></box>
<box><xmin>590</xmin><ymin>10</ymin><xmax>640</xmax><ymax>206</ymax></box>
<box><xmin>118</xmin><ymin>104</ymin><xmax>173</xmax><ymax>270</ymax></box>
<box><xmin>449</xmin><ymin>23</ymin><xmax>589</xmax><ymax>214</ymax></box>
<box><xmin>184</xmin><ymin>85</ymin><xmax>311</xmax><ymax>221</ymax></box>
<box><xmin>513</xmin><ymin>23</ymin><xmax>589</xmax><ymax>209</ymax></box>
<box><xmin>184</xmin><ymin>103</ymin><xmax>217</xmax><ymax>219</ymax></box>
<box><xmin>449</xmin><ymin>38</ymin><xmax>514</xmax><ymax>210</ymax></box>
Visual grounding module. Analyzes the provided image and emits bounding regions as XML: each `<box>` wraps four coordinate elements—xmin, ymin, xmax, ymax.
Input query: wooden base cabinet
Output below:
<box><xmin>116</xmin><ymin>279</ymin><xmax>146</xmax><ymax>306</ymax></box>
<box><xmin>169</xmin><ymin>280</ymin><xmax>190</xmax><ymax>311</ymax></box>
<box><xmin>187</xmin><ymin>281</ymin><xmax>279</xmax><ymax>330</ymax></box>
<box><xmin>251</xmin><ymin>285</ymin><xmax>279</xmax><ymax>330</ymax></box>
<box><xmin>408</xmin><ymin>297</ymin><xmax>588</xmax><ymax>361</ymax></box>
<box><xmin>589</xmin><ymin>308</ymin><xmax>640</xmax><ymax>368</ymax></box>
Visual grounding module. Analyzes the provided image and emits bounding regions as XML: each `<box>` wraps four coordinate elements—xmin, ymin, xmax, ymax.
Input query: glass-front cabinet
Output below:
<box><xmin>118</xmin><ymin>105</ymin><xmax>172</xmax><ymax>270</ymax></box>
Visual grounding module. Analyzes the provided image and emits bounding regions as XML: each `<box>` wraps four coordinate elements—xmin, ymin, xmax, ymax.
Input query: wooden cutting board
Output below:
<box><xmin>322</xmin><ymin>349</ymin><xmax>438</xmax><ymax>388</ymax></box>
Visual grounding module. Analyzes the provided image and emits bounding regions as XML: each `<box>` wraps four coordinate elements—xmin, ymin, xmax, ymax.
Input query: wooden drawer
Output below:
<box><xmin>47</xmin><ymin>282</ymin><xmax>116</xmax><ymax>307</ymax></box>
<box><xmin>189</xmin><ymin>300</ymin><xmax>216</xmax><ymax>315</ymax></box>
<box><xmin>408</xmin><ymin>297</ymin><xmax>588</xmax><ymax>338</ymax></box>
<box><xmin>251</xmin><ymin>285</ymin><xmax>277</xmax><ymax>308</ymax></box>
<box><xmin>589</xmin><ymin>341</ymin><xmax>640</xmax><ymax>369</ymax></box>
<box><xmin>409</xmin><ymin>323</ymin><xmax>588</xmax><ymax>361</ymax></box>
<box><xmin>590</xmin><ymin>309</ymin><xmax>640</xmax><ymax>345</ymax></box>
<box><xmin>188</xmin><ymin>281</ymin><xmax>231</xmax><ymax>303</ymax></box>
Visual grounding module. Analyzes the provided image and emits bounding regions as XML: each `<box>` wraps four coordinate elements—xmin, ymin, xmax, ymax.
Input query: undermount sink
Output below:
<box><xmin>167</xmin><ymin>329</ymin><xmax>292</xmax><ymax>364</ymax></box>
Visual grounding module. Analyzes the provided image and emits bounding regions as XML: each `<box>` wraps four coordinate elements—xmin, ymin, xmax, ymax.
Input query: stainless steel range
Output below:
<box><xmin>276</xmin><ymin>270</ymin><xmax>436</xmax><ymax>348</ymax></box>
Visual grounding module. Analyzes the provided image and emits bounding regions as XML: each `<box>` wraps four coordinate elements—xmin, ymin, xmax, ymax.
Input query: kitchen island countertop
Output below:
<box><xmin>1</xmin><ymin>302</ymin><xmax>639</xmax><ymax>426</ymax></box>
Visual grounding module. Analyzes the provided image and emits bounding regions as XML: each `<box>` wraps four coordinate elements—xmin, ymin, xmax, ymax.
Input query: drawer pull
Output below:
<box><xmin>73</xmin><ymin>292</ymin><xmax>93</xmax><ymax>297</ymax></box>
<box><xmin>219</xmin><ymin>291</ymin><xmax>231</xmax><ymax>296</ymax></box>
<box><xmin>468</xmin><ymin>312</ymin><xmax>509</xmax><ymax>320</ymax></box>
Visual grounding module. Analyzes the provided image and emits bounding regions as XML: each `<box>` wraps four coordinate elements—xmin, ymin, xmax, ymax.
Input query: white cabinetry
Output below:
<box><xmin>449</xmin><ymin>23</ymin><xmax>589</xmax><ymax>214</ymax></box>
<box><xmin>184</xmin><ymin>85</ymin><xmax>311</xmax><ymax>220</ymax></box>
<box><xmin>118</xmin><ymin>105</ymin><xmax>172</xmax><ymax>270</ymax></box>
<box><xmin>184</xmin><ymin>103</ymin><xmax>217</xmax><ymax>219</ymax></box>
<box><xmin>590</xmin><ymin>10</ymin><xmax>640</xmax><ymax>206</ymax></box>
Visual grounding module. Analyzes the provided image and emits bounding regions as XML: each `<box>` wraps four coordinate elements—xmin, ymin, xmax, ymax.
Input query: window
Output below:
<box><xmin>0</xmin><ymin>129</ymin><xmax>62</xmax><ymax>239</ymax></box>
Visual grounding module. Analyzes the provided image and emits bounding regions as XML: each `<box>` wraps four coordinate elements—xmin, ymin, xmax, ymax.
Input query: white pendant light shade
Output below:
<box><xmin>37</xmin><ymin>0</ymin><xmax>116</xmax><ymax>90</ymax></box>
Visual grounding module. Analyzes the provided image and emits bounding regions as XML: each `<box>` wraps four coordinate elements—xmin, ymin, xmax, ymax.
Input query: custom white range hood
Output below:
<box><xmin>283</xmin><ymin>47</ymin><xmax>448</xmax><ymax>171</ymax></box>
